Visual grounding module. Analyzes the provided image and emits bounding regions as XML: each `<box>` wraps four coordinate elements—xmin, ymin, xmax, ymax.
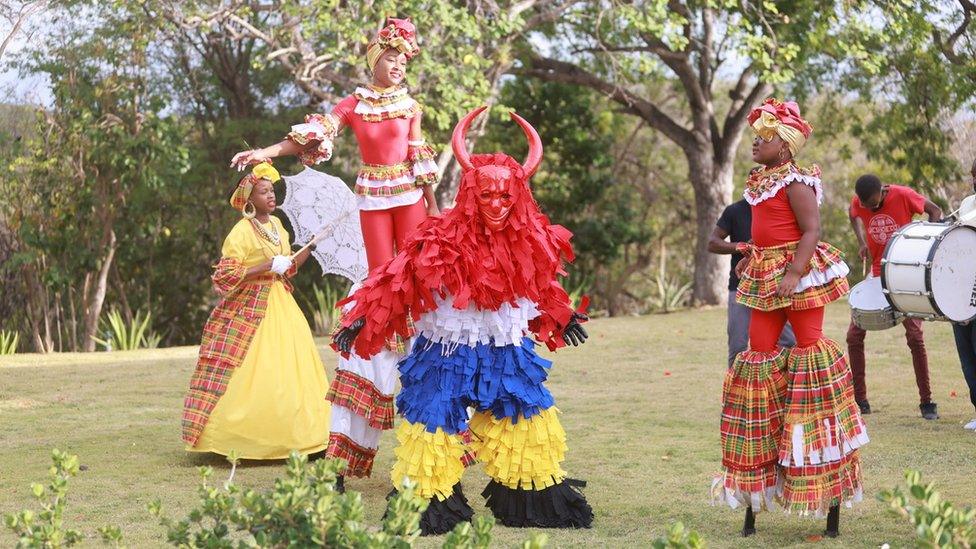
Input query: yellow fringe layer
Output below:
<box><xmin>469</xmin><ymin>408</ymin><xmax>567</xmax><ymax>490</ymax></box>
<box><xmin>390</xmin><ymin>421</ymin><xmax>465</xmax><ymax>500</ymax></box>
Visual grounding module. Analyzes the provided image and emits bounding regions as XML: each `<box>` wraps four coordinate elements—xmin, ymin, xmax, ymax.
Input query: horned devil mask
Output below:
<box><xmin>451</xmin><ymin>106</ymin><xmax>542</xmax><ymax>231</ymax></box>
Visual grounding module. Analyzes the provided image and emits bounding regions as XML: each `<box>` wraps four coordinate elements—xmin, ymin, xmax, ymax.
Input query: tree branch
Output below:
<box><xmin>521</xmin><ymin>54</ymin><xmax>695</xmax><ymax>149</ymax></box>
<box><xmin>719</xmin><ymin>73</ymin><xmax>772</xmax><ymax>164</ymax></box>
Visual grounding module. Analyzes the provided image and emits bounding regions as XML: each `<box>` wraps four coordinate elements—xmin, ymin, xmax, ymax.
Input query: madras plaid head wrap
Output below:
<box><xmin>366</xmin><ymin>17</ymin><xmax>418</xmax><ymax>71</ymax></box>
<box><xmin>748</xmin><ymin>98</ymin><xmax>813</xmax><ymax>156</ymax></box>
<box><xmin>229</xmin><ymin>162</ymin><xmax>280</xmax><ymax>212</ymax></box>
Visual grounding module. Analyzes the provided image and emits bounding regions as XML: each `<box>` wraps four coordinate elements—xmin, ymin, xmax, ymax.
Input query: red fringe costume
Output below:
<box><xmin>333</xmin><ymin>109</ymin><xmax>593</xmax><ymax>534</ymax></box>
<box><xmin>713</xmin><ymin>99</ymin><xmax>868</xmax><ymax>516</ymax></box>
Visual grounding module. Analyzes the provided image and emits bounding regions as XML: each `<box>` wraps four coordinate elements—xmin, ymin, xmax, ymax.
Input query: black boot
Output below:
<box><xmin>742</xmin><ymin>506</ymin><xmax>756</xmax><ymax>537</ymax></box>
<box><xmin>824</xmin><ymin>505</ymin><xmax>840</xmax><ymax>538</ymax></box>
<box><xmin>335</xmin><ymin>474</ymin><xmax>345</xmax><ymax>494</ymax></box>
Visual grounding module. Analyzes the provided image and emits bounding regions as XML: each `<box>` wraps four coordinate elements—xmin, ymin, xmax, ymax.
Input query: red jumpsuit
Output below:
<box><xmin>288</xmin><ymin>85</ymin><xmax>437</xmax><ymax>270</ymax></box>
<box><xmin>285</xmin><ymin>84</ymin><xmax>439</xmax><ymax>477</ymax></box>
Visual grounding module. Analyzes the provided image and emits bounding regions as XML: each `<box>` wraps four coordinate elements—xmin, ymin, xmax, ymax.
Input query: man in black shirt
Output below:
<box><xmin>709</xmin><ymin>199</ymin><xmax>796</xmax><ymax>366</ymax></box>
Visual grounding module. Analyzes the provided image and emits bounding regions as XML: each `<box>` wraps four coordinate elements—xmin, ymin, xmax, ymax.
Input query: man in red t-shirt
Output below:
<box><xmin>848</xmin><ymin>174</ymin><xmax>943</xmax><ymax>419</ymax></box>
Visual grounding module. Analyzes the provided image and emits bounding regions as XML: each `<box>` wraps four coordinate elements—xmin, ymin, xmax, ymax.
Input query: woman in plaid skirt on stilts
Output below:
<box><xmin>712</xmin><ymin>99</ymin><xmax>868</xmax><ymax>538</ymax></box>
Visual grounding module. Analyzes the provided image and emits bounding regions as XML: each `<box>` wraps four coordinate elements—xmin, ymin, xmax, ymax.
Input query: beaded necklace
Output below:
<box><xmin>249</xmin><ymin>217</ymin><xmax>284</xmax><ymax>255</ymax></box>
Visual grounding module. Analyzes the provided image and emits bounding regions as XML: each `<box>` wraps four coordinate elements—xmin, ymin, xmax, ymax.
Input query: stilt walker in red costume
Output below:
<box><xmin>230</xmin><ymin>18</ymin><xmax>440</xmax><ymax>487</ymax></box>
<box><xmin>333</xmin><ymin>107</ymin><xmax>593</xmax><ymax>535</ymax></box>
<box><xmin>712</xmin><ymin>99</ymin><xmax>869</xmax><ymax>538</ymax></box>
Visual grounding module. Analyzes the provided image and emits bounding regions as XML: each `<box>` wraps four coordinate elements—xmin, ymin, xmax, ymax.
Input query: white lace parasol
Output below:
<box><xmin>281</xmin><ymin>167</ymin><xmax>367</xmax><ymax>283</ymax></box>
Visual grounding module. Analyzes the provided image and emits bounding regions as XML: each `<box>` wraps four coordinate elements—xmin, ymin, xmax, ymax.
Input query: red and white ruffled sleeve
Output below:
<box><xmin>287</xmin><ymin>112</ymin><xmax>340</xmax><ymax>166</ymax></box>
<box><xmin>407</xmin><ymin>139</ymin><xmax>439</xmax><ymax>186</ymax></box>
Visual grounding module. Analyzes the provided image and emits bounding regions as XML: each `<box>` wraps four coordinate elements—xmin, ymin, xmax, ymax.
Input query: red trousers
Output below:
<box><xmin>750</xmin><ymin>307</ymin><xmax>825</xmax><ymax>351</ymax></box>
<box><xmin>846</xmin><ymin>319</ymin><xmax>931</xmax><ymax>404</ymax></box>
<box><xmin>360</xmin><ymin>199</ymin><xmax>427</xmax><ymax>271</ymax></box>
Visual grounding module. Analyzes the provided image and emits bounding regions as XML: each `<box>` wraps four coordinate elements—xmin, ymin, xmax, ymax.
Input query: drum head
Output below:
<box><xmin>849</xmin><ymin>276</ymin><xmax>889</xmax><ymax>311</ymax></box>
<box><xmin>930</xmin><ymin>225</ymin><xmax>976</xmax><ymax>322</ymax></box>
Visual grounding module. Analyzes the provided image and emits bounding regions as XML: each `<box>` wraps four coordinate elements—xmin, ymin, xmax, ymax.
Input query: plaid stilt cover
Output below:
<box><xmin>737</xmin><ymin>241</ymin><xmax>849</xmax><ymax>312</ymax></box>
<box><xmin>713</xmin><ymin>348</ymin><xmax>789</xmax><ymax>510</ymax></box>
<box><xmin>779</xmin><ymin>338</ymin><xmax>868</xmax><ymax>514</ymax></box>
<box><xmin>181</xmin><ymin>259</ymin><xmax>291</xmax><ymax>446</ymax></box>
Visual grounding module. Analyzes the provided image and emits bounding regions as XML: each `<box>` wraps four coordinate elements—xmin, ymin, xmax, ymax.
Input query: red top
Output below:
<box><xmin>333</xmin><ymin>95</ymin><xmax>412</xmax><ymax>166</ymax></box>
<box><xmin>849</xmin><ymin>184</ymin><xmax>925</xmax><ymax>276</ymax></box>
<box><xmin>751</xmin><ymin>187</ymin><xmax>803</xmax><ymax>247</ymax></box>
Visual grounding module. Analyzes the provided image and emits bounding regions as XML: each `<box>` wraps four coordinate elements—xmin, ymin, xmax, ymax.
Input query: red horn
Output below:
<box><xmin>451</xmin><ymin>105</ymin><xmax>487</xmax><ymax>173</ymax></box>
<box><xmin>510</xmin><ymin>111</ymin><xmax>542</xmax><ymax>178</ymax></box>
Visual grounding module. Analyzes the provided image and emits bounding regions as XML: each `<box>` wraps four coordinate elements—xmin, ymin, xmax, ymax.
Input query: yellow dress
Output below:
<box><xmin>189</xmin><ymin>216</ymin><xmax>331</xmax><ymax>459</ymax></box>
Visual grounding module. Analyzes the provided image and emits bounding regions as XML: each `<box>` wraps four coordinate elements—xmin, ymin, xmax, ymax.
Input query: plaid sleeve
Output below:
<box><xmin>212</xmin><ymin>258</ymin><xmax>247</xmax><ymax>295</ymax></box>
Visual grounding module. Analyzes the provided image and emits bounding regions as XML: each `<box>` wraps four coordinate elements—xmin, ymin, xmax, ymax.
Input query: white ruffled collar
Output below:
<box><xmin>354</xmin><ymin>85</ymin><xmax>409</xmax><ymax>101</ymax></box>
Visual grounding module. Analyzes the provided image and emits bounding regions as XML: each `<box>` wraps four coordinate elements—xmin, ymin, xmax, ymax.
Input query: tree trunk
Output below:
<box><xmin>687</xmin><ymin>151</ymin><xmax>733</xmax><ymax>306</ymax></box>
<box><xmin>82</xmin><ymin>230</ymin><xmax>117</xmax><ymax>352</ymax></box>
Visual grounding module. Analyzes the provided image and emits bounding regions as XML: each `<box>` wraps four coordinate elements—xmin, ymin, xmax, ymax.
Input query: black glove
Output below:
<box><xmin>333</xmin><ymin>317</ymin><xmax>365</xmax><ymax>353</ymax></box>
<box><xmin>562</xmin><ymin>312</ymin><xmax>589</xmax><ymax>347</ymax></box>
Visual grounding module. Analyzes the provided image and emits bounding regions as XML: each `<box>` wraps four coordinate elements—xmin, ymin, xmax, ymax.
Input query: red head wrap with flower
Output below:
<box><xmin>747</xmin><ymin>98</ymin><xmax>813</xmax><ymax>156</ymax></box>
<box><xmin>366</xmin><ymin>17</ymin><xmax>419</xmax><ymax>71</ymax></box>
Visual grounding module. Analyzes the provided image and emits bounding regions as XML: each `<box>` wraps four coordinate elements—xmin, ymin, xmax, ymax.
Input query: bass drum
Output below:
<box><xmin>849</xmin><ymin>276</ymin><xmax>900</xmax><ymax>330</ymax></box>
<box><xmin>881</xmin><ymin>221</ymin><xmax>976</xmax><ymax>322</ymax></box>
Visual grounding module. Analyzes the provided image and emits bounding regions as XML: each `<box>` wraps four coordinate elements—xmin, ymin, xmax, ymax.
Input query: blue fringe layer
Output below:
<box><xmin>396</xmin><ymin>336</ymin><xmax>555</xmax><ymax>434</ymax></box>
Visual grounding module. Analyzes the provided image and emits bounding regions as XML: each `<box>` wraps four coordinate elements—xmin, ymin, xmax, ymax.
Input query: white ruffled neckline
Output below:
<box><xmin>354</xmin><ymin>85</ymin><xmax>409</xmax><ymax>100</ymax></box>
<box><xmin>744</xmin><ymin>166</ymin><xmax>824</xmax><ymax>207</ymax></box>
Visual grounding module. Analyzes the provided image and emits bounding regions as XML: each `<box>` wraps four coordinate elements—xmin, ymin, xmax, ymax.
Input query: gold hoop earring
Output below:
<box><xmin>242</xmin><ymin>201</ymin><xmax>256</xmax><ymax>219</ymax></box>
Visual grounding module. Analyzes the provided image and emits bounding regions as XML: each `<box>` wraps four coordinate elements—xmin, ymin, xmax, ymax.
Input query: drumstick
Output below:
<box><xmin>290</xmin><ymin>209</ymin><xmax>356</xmax><ymax>260</ymax></box>
<box><xmin>862</xmin><ymin>257</ymin><xmax>866</xmax><ymax>278</ymax></box>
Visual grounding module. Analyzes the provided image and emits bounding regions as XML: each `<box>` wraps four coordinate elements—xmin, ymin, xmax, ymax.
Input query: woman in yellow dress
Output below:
<box><xmin>182</xmin><ymin>162</ymin><xmax>330</xmax><ymax>459</ymax></box>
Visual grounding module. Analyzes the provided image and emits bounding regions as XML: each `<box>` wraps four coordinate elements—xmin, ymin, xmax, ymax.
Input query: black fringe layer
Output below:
<box><xmin>387</xmin><ymin>483</ymin><xmax>474</xmax><ymax>536</ymax></box>
<box><xmin>482</xmin><ymin>479</ymin><xmax>593</xmax><ymax>528</ymax></box>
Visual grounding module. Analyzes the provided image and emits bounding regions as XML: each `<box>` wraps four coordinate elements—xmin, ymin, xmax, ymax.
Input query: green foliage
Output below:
<box><xmin>91</xmin><ymin>309</ymin><xmax>159</xmax><ymax>352</ymax></box>
<box><xmin>651</xmin><ymin>521</ymin><xmax>705</xmax><ymax>549</ymax></box>
<box><xmin>3</xmin><ymin>449</ymin><xmax>84</xmax><ymax>548</ymax></box>
<box><xmin>0</xmin><ymin>329</ymin><xmax>19</xmax><ymax>355</ymax></box>
<box><xmin>2</xmin><ymin>2</ymin><xmax>191</xmax><ymax>351</ymax></box>
<box><xmin>817</xmin><ymin>1</ymin><xmax>976</xmax><ymax>190</ymax></box>
<box><xmin>880</xmin><ymin>470</ymin><xmax>976</xmax><ymax>548</ymax></box>
<box><xmin>149</xmin><ymin>451</ymin><xmax>547</xmax><ymax>548</ymax></box>
<box><xmin>303</xmin><ymin>277</ymin><xmax>349</xmax><ymax>336</ymax></box>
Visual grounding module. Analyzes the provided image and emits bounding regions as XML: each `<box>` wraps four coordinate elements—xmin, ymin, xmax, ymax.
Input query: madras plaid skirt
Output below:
<box><xmin>737</xmin><ymin>241</ymin><xmax>849</xmax><ymax>312</ymax></box>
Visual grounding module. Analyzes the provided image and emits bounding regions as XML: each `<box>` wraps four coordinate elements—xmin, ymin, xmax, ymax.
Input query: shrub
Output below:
<box><xmin>651</xmin><ymin>522</ymin><xmax>705</xmax><ymax>549</ymax></box>
<box><xmin>0</xmin><ymin>329</ymin><xmax>18</xmax><ymax>355</ymax></box>
<box><xmin>305</xmin><ymin>280</ymin><xmax>348</xmax><ymax>336</ymax></box>
<box><xmin>91</xmin><ymin>308</ymin><xmax>159</xmax><ymax>351</ymax></box>
<box><xmin>3</xmin><ymin>449</ymin><xmax>122</xmax><ymax>548</ymax></box>
<box><xmin>151</xmin><ymin>452</ymin><xmax>550</xmax><ymax>548</ymax></box>
<box><xmin>880</xmin><ymin>470</ymin><xmax>975</xmax><ymax>548</ymax></box>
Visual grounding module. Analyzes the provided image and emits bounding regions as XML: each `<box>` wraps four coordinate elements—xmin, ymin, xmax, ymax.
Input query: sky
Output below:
<box><xmin>1</xmin><ymin>11</ymin><xmax>54</xmax><ymax>106</ymax></box>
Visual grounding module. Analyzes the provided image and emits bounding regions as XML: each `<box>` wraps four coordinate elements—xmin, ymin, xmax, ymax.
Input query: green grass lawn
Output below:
<box><xmin>2</xmin><ymin>303</ymin><xmax>975</xmax><ymax>547</ymax></box>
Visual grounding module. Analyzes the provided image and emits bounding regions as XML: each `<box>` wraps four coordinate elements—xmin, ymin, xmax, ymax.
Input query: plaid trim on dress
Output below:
<box><xmin>736</xmin><ymin>241</ymin><xmax>849</xmax><ymax>312</ymax></box>
<box><xmin>181</xmin><ymin>260</ymin><xmax>292</xmax><ymax>446</ymax></box>
<box><xmin>325</xmin><ymin>370</ymin><xmax>395</xmax><ymax>430</ymax></box>
<box><xmin>782</xmin><ymin>450</ymin><xmax>863</xmax><ymax>515</ymax></box>
<box><xmin>327</xmin><ymin>432</ymin><xmax>377</xmax><ymax>478</ymax></box>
